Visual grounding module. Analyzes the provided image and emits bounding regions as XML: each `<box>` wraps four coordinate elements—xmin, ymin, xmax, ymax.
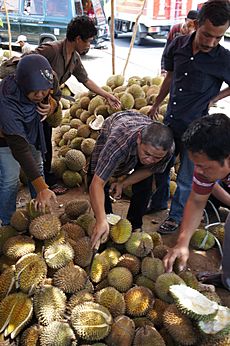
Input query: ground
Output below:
<box><xmin>17</xmin><ymin>176</ymin><xmax>230</xmax><ymax>308</ymax></box>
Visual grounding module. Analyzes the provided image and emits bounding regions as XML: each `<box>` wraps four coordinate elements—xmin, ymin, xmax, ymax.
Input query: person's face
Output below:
<box><xmin>75</xmin><ymin>36</ymin><xmax>94</xmax><ymax>55</ymax></box>
<box><xmin>27</xmin><ymin>89</ymin><xmax>50</xmax><ymax>103</ymax></box>
<box><xmin>137</xmin><ymin>134</ymin><xmax>167</xmax><ymax>166</ymax></box>
<box><xmin>19</xmin><ymin>41</ymin><xmax>24</xmax><ymax>47</ymax></box>
<box><xmin>194</xmin><ymin>19</ymin><xmax>229</xmax><ymax>53</ymax></box>
<box><xmin>189</xmin><ymin>151</ymin><xmax>230</xmax><ymax>182</ymax></box>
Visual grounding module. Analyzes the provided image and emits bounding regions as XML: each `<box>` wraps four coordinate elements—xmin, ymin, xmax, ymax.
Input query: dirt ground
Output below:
<box><xmin>17</xmin><ymin>176</ymin><xmax>230</xmax><ymax>308</ymax></box>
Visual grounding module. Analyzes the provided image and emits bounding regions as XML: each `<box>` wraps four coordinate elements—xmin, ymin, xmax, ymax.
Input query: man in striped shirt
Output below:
<box><xmin>164</xmin><ymin>113</ymin><xmax>230</xmax><ymax>290</ymax></box>
<box><xmin>89</xmin><ymin>110</ymin><xmax>175</xmax><ymax>248</ymax></box>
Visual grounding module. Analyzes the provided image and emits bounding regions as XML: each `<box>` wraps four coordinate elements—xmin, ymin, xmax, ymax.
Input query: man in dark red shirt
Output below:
<box><xmin>164</xmin><ymin>113</ymin><xmax>230</xmax><ymax>290</ymax></box>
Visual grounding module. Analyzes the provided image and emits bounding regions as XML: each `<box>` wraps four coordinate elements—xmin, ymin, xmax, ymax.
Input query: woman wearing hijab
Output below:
<box><xmin>0</xmin><ymin>54</ymin><xmax>58</xmax><ymax>225</ymax></box>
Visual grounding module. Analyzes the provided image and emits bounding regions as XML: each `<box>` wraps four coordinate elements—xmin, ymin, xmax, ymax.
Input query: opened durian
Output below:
<box><xmin>110</xmin><ymin>219</ymin><xmax>132</xmax><ymax>244</ymax></box>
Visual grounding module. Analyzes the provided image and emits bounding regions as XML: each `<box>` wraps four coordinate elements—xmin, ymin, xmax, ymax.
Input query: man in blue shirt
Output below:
<box><xmin>148</xmin><ymin>0</ymin><xmax>230</xmax><ymax>234</ymax></box>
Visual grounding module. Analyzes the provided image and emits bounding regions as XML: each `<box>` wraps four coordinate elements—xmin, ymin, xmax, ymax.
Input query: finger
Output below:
<box><xmin>163</xmin><ymin>253</ymin><xmax>176</xmax><ymax>273</ymax></box>
<box><xmin>178</xmin><ymin>256</ymin><xmax>187</xmax><ymax>272</ymax></box>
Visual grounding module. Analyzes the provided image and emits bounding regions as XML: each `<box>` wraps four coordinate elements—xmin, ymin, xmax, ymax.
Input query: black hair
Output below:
<box><xmin>182</xmin><ymin>113</ymin><xmax>230</xmax><ymax>164</ymax></box>
<box><xmin>66</xmin><ymin>15</ymin><xmax>97</xmax><ymax>41</ymax></box>
<box><xmin>186</xmin><ymin>10</ymin><xmax>198</xmax><ymax>20</ymax></box>
<box><xmin>141</xmin><ymin>122</ymin><xmax>174</xmax><ymax>152</ymax></box>
<box><xmin>197</xmin><ymin>0</ymin><xmax>230</xmax><ymax>27</ymax></box>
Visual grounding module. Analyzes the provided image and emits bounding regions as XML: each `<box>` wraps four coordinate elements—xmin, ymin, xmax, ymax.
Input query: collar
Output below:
<box><xmin>181</xmin><ymin>31</ymin><xmax>220</xmax><ymax>57</ymax></box>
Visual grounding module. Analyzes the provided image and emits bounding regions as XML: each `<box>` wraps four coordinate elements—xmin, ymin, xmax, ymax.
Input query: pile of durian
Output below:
<box><xmin>50</xmin><ymin>74</ymin><xmax>169</xmax><ymax>189</ymax></box>
<box><xmin>0</xmin><ymin>198</ymin><xmax>229</xmax><ymax>345</ymax></box>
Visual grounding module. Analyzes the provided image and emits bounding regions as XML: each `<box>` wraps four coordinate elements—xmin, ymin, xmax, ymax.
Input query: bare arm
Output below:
<box><xmin>149</xmin><ymin>71</ymin><xmax>173</xmax><ymax>119</ymax></box>
<box><xmin>89</xmin><ymin>174</ymin><xmax>110</xmax><ymax>248</ymax></box>
<box><xmin>209</xmin><ymin>87</ymin><xmax>230</xmax><ymax>107</ymax></box>
<box><xmin>110</xmin><ymin>168</ymin><xmax>153</xmax><ymax>198</ymax></box>
<box><xmin>163</xmin><ymin>190</ymin><xmax>210</xmax><ymax>272</ymax></box>
<box><xmin>211</xmin><ymin>182</ymin><xmax>230</xmax><ymax>207</ymax></box>
<box><xmin>84</xmin><ymin>79</ymin><xmax>121</xmax><ymax>109</ymax></box>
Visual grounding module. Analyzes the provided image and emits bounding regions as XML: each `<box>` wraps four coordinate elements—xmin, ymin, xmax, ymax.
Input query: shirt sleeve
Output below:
<box><xmin>163</xmin><ymin>39</ymin><xmax>176</xmax><ymax>72</ymax></box>
<box><xmin>192</xmin><ymin>171</ymin><xmax>215</xmax><ymax>195</ymax></box>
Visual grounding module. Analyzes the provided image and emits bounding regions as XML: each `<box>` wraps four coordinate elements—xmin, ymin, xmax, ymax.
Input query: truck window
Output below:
<box><xmin>75</xmin><ymin>0</ymin><xmax>83</xmax><ymax>16</ymax></box>
<box><xmin>45</xmin><ymin>0</ymin><xmax>69</xmax><ymax>17</ymax></box>
<box><xmin>0</xmin><ymin>0</ymin><xmax>19</xmax><ymax>13</ymax></box>
<box><xmin>28</xmin><ymin>0</ymin><xmax>43</xmax><ymax>15</ymax></box>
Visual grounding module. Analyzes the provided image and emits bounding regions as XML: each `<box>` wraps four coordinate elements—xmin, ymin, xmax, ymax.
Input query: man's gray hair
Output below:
<box><xmin>141</xmin><ymin>121</ymin><xmax>174</xmax><ymax>152</ymax></box>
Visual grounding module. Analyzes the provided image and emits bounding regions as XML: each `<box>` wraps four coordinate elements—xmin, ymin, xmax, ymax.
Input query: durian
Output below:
<box><xmin>95</xmin><ymin>286</ymin><xmax>126</xmax><ymax>317</ymax></box>
<box><xmin>44</xmin><ymin>243</ymin><xmax>74</xmax><ymax>269</ymax></box>
<box><xmin>155</xmin><ymin>273</ymin><xmax>186</xmax><ymax>303</ymax></box>
<box><xmin>117</xmin><ymin>253</ymin><xmax>141</xmax><ymax>275</ymax></box>
<box><xmin>125</xmin><ymin>286</ymin><xmax>153</xmax><ymax>316</ymax></box>
<box><xmin>141</xmin><ymin>256</ymin><xmax>165</xmax><ymax>281</ymax></box>
<box><xmin>125</xmin><ymin>231</ymin><xmax>153</xmax><ymax>257</ymax></box>
<box><xmin>62</xmin><ymin>170</ymin><xmax>82</xmax><ymax>187</ymax></box>
<box><xmin>107</xmin><ymin>266</ymin><xmax>133</xmax><ymax>292</ymax></box>
<box><xmin>190</xmin><ymin>229</ymin><xmax>215</xmax><ymax>250</ymax></box>
<box><xmin>105</xmin><ymin>315</ymin><xmax>135</xmax><ymax>346</ymax></box>
<box><xmin>10</xmin><ymin>209</ymin><xmax>30</xmax><ymax>231</ymax></box>
<box><xmin>133</xmin><ymin>325</ymin><xmax>166</xmax><ymax>346</ymax></box>
<box><xmin>53</xmin><ymin>262</ymin><xmax>87</xmax><ymax>293</ymax></box>
<box><xmin>65</xmin><ymin>149</ymin><xmax>86</xmax><ymax>171</ymax></box>
<box><xmin>29</xmin><ymin>214</ymin><xmax>61</xmax><ymax>240</ymax></box>
<box><xmin>39</xmin><ymin>321</ymin><xmax>76</xmax><ymax>346</ymax></box>
<box><xmin>110</xmin><ymin>219</ymin><xmax>132</xmax><ymax>244</ymax></box>
<box><xmin>3</xmin><ymin>235</ymin><xmax>35</xmax><ymax>260</ymax></box>
<box><xmin>65</xmin><ymin>199</ymin><xmax>90</xmax><ymax>219</ymax></box>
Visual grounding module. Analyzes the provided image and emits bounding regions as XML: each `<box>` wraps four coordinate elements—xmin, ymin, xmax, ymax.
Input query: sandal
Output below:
<box><xmin>157</xmin><ymin>217</ymin><xmax>179</xmax><ymax>234</ymax></box>
<box><xmin>50</xmin><ymin>184</ymin><xmax>69</xmax><ymax>195</ymax></box>
<box><xmin>196</xmin><ymin>272</ymin><xmax>226</xmax><ymax>289</ymax></box>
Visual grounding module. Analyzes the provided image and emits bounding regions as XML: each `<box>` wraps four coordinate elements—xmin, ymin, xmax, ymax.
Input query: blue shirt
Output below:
<box><xmin>163</xmin><ymin>32</ymin><xmax>230</xmax><ymax>137</ymax></box>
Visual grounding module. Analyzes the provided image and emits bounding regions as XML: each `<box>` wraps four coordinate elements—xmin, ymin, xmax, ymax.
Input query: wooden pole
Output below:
<box><xmin>3</xmin><ymin>0</ymin><xmax>12</xmax><ymax>57</ymax></box>
<box><xmin>111</xmin><ymin>0</ymin><xmax>115</xmax><ymax>74</ymax></box>
<box><xmin>122</xmin><ymin>0</ymin><xmax>147</xmax><ymax>77</ymax></box>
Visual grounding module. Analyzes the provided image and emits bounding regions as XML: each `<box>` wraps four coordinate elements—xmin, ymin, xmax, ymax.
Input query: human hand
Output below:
<box><xmin>109</xmin><ymin>182</ymin><xmax>123</xmax><ymax>199</ymax></box>
<box><xmin>37</xmin><ymin>102</ymin><xmax>51</xmax><ymax>121</ymax></box>
<box><xmin>34</xmin><ymin>188</ymin><xmax>57</xmax><ymax>213</ymax></box>
<box><xmin>148</xmin><ymin>104</ymin><xmax>160</xmax><ymax>120</ymax></box>
<box><xmin>163</xmin><ymin>244</ymin><xmax>190</xmax><ymax>273</ymax></box>
<box><xmin>91</xmin><ymin>219</ymin><xmax>110</xmax><ymax>249</ymax></box>
<box><xmin>106</xmin><ymin>94</ymin><xmax>121</xmax><ymax>109</ymax></box>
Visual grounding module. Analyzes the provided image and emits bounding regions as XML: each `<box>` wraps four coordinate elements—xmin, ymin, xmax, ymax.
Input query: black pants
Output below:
<box><xmin>43</xmin><ymin>120</ymin><xmax>57</xmax><ymax>186</ymax></box>
<box><xmin>88</xmin><ymin>165</ymin><xmax>153</xmax><ymax>230</ymax></box>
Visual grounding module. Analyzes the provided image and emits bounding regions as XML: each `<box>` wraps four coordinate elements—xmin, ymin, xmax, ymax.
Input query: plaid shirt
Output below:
<box><xmin>90</xmin><ymin>111</ymin><xmax>174</xmax><ymax>182</ymax></box>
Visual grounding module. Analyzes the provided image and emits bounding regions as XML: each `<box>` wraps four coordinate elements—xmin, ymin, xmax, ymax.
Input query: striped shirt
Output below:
<box><xmin>193</xmin><ymin>171</ymin><xmax>230</xmax><ymax>195</ymax></box>
<box><xmin>90</xmin><ymin>111</ymin><xmax>174</xmax><ymax>182</ymax></box>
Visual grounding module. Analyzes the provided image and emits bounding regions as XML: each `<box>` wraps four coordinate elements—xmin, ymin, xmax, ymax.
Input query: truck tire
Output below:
<box><xmin>108</xmin><ymin>19</ymin><xmax>118</xmax><ymax>38</ymax></box>
<box><xmin>133</xmin><ymin>26</ymin><xmax>145</xmax><ymax>45</ymax></box>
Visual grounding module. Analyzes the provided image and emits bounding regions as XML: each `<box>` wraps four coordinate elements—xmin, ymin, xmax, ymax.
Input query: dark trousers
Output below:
<box><xmin>43</xmin><ymin>120</ymin><xmax>57</xmax><ymax>186</ymax></box>
<box><xmin>88</xmin><ymin>166</ymin><xmax>153</xmax><ymax>230</ymax></box>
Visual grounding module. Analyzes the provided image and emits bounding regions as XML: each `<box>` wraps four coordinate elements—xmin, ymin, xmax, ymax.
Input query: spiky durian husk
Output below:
<box><xmin>163</xmin><ymin>304</ymin><xmax>199</xmax><ymax>345</ymax></box>
<box><xmin>107</xmin><ymin>266</ymin><xmax>133</xmax><ymax>293</ymax></box>
<box><xmin>10</xmin><ymin>209</ymin><xmax>30</xmax><ymax>231</ymax></box>
<box><xmin>95</xmin><ymin>278</ymin><xmax>110</xmax><ymax>292</ymax></box>
<box><xmin>15</xmin><ymin>253</ymin><xmax>47</xmax><ymax>294</ymax></box>
<box><xmin>0</xmin><ymin>226</ymin><xmax>18</xmax><ymax>255</ymax></box>
<box><xmin>190</xmin><ymin>229</ymin><xmax>215</xmax><ymax>250</ymax></box>
<box><xmin>105</xmin><ymin>315</ymin><xmax>135</xmax><ymax>346</ymax></box>
<box><xmin>110</xmin><ymin>219</ymin><xmax>132</xmax><ymax>244</ymax></box>
<box><xmin>3</xmin><ymin>235</ymin><xmax>35</xmax><ymax>260</ymax></box>
<box><xmin>125</xmin><ymin>231</ymin><xmax>153</xmax><ymax>257</ymax></box>
<box><xmin>147</xmin><ymin>299</ymin><xmax>169</xmax><ymax>328</ymax></box>
<box><xmin>76</xmin><ymin>213</ymin><xmax>95</xmax><ymax>236</ymax></box>
<box><xmin>155</xmin><ymin>273</ymin><xmax>186</xmax><ymax>303</ymax></box>
<box><xmin>51</xmin><ymin>157</ymin><xmax>67</xmax><ymax>179</ymax></box>
<box><xmin>67</xmin><ymin>290</ymin><xmax>95</xmax><ymax>314</ymax></box>
<box><xmin>179</xmin><ymin>271</ymin><xmax>199</xmax><ymax>290</ymax></box>
<box><xmin>117</xmin><ymin>253</ymin><xmax>141</xmax><ymax>275</ymax></box>
<box><xmin>29</xmin><ymin>214</ymin><xmax>61</xmax><ymax>240</ymax></box>
<box><xmin>0</xmin><ymin>266</ymin><xmax>15</xmax><ymax>301</ymax></box>
<box><xmin>200</xmin><ymin>335</ymin><xmax>230</xmax><ymax>346</ymax></box>
<box><xmin>100</xmin><ymin>247</ymin><xmax>121</xmax><ymax>268</ymax></box>
<box><xmin>61</xmin><ymin>223</ymin><xmax>85</xmax><ymax>242</ymax></box>
<box><xmin>208</xmin><ymin>223</ymin><xmax>225</xmax><ymax>245</ymax></box>
<box><xmin>134</xmin><ymin>275</ymin><xmax>155</xmax><ymax>293</ymax></box>
<box><xmin>133</xmin><ymin>325</ymin><xmax>166</xmax><ymax>346</ymax></box>
<box><xmin>64</xmin><ymin>199</ymin><xmax>90</xmax><ymax>219</ymax></box>
<box><xmin>198</xmin><ymin>305</ymin><xmax>230</xmax><ymax>337</ymax></box>
<box><xmin>133</xmin><ymin>317</ymin><xmax>154</xmax><ymax>329</ymax></box>
<box><xmin>53</xmin><ymin>262</ymin><xmax>87</xmax><ymax>293</ymax></box>
<box><xmin>26</xmin><ymin>199</ymin><xmax>50</xmax><ymax>220</ymax></box>
<box><xmin>125</xmin><ymin>286</ymin><xmax>153</xmax><ymax>317</ymax></box>
<box><xmin>44</xmin><ymin>229</ymin><xmax>66</xmax><ymax>248</ymax></box>
<box><xmin>95</xmin><ymin>287</ymin><xmax>126</xmax><ymax>317</ymax></box>
<box><xmin>44</xmin><ymin>243</ymin><xmax>74</xmax><ymax>269</ymax></box>
<box><xmin>90</xmin><ymin>254</ymin><xmax>110</xmax><ymax>284</ymax></box>
<box><xmin>71</xmin><ymin>302</ymin><xmax>113</xmax><ymax>341</ymax></box>
<box><xmin>0</xmin><ymin>292</ymin><xmax>33</xmax><ymax>339</ymax></box>
<box><xmin>153</xmin><ymin>244</ymin><xmax>169</xmax><ymax>260</ymax></box>
<box><xmin>72</xmin><ymin>236</ymin><xmax>93</xmax><ymax>268</ymax></box>
<box><xmin>33</xmin><ymin>285</ymin><xmax>66</xmax><ymax>326</ymax></box>
<box><xmin>159</xmin><ymin>327</ymin><xmax>179</xmax><ymax>346</ymax></box>
<box><xmin>149</xmin><ymin>231</ymin><xmax>163</xmax><ymax>247</ymax></box>
<box><xmin>39</xmin><ymin>321</ymin><xmax>76</xmax><ymax>346</ymax></box>
<box><xmin>141</xmin><ymin>256</ymin><xmax>165</xmax><ymax>282</ymax></box>
<box><xmin>65</xmin><ymin>149</ymin><xmax>86</xmax><ymax>171</ymax></box>
<box><xmin>46</xmin><ymin>105</ymin><xmax>63</xmax><ymax>128</ymax></box>
<box><xmin>169</xmin><ymin>284</ymin><xmax>219</xmax><ymax>321</ymax></box>
<box><xmin>81</xmin><ymin>138</ymin><xmax>96</xmax><ymax>156</ymax></box>
<box><xmin>20</xmin><ymin>324</ymin><xmax>40</xmax><ymax>346</ymax></box>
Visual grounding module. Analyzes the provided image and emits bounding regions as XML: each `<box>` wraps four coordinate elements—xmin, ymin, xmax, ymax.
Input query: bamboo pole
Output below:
<box><xmin>122</xmin><ymin>0</ymin><xmax>147</xmax><ymax>77</ymax></box>
<box><xmin>110</xmin><ymin>0</ymin><xmax>115</xmax><ymax>74</ymax></box>
<box><xmin>3</xmin><ymin>0</ymin><xmax>12</xmax><ymax>57</ymax></box>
